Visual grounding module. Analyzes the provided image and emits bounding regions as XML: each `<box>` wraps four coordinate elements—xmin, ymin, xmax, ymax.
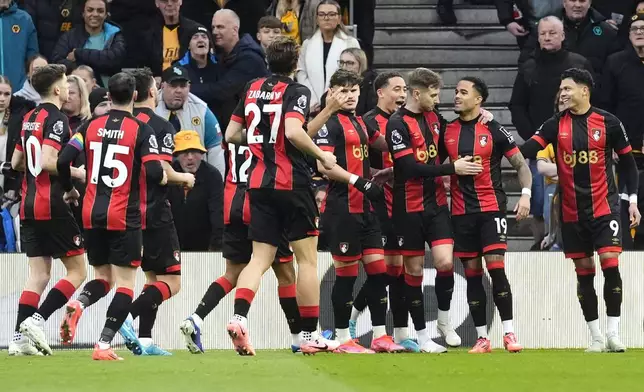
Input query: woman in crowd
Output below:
<box><xmin>297</xmin><ymin>0</ymin><xmax>359</xmax><ymax>112</ymax></box>
<box><xmin>13</xmin><ymin>55</ymin><xmax>48</xmax><ymax>105</ymax></box>
<box><xmin>63</xmin><ymin>75</ymin><xmax>91</xmax><ymax>132</ymax></box>
<box><xmin>320</xmin><ymin>48</ymin><xmax>376</xmax><ymax>116</ymax></box>
<box><xmin>0</xmin><ymin>76</ymin><xmax>35</xmax><ymax>195</ymax></box>
<box><xmin>51</xmin><ymin>0</ymin><xmax>126</xmax><ymax>88</ymax></box>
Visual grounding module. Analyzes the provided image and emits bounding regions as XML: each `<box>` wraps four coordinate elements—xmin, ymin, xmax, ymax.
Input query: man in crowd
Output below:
<box><xmin>22</xmin><ymin>0</ymin><xmax>83</xmax><ymax>61</ymax></box>
<box><xmin>89</xmin><ymin>87</ymin><xmax>109</xmax><ymax>115</ymax></box>
<box><xmin>0</xmin><ymin>0</ymin><xmax>38</xmax><ymax>89</ymax></box>
<box><xmin>156</xmin><ymin>65</ymin><xmax>225</xmax><ymax>177</ymax></box>
<box><xmin>181</xmin><ymin>0</ymin><xmax>266</xmax><ymax>40</ymax></box>
<box><xmin>521</xmin><ymin>68</ymin><xmax>640</xmax><ymax>352</ymax></box>
<box><xmin>167</xmin><ymin>130</ymin><xmax>223</xmax><ymax>252</ymax></box>
<box><xmin>510</xmin><ymin>16</ymin><xmax>593</xmax><ymax>248</ymax></box>
<box><xmin>176</xmin><ymin>26</ymin><xmax>218</xmax><ymax>88</ymax></box>
<box><xmin>189</xmin><ymin>9</ymin><xmax>268</xmax><ymax>131</ymax></box>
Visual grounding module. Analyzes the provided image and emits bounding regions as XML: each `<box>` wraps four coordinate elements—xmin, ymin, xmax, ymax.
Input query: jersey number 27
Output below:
<box><xmin>245</xmin><ymin>103</ymin><xmax>282</xmax><ymax>145</ymax></box>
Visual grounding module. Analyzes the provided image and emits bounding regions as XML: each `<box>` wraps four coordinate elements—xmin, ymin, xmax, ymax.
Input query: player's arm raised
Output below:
<box><xmin>305</xmin><ymin>88</ymin><xmax>348</xmax><ymax>138</ymax></box>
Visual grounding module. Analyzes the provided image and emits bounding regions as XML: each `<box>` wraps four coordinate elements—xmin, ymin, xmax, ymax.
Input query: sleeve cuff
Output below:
<box><xmin>532</xmin><ymin>135</ymin><xmax>547</xmax><ymax>148</ymax></box>
<box><xmin>43</xmin><ymin>139</ymin><xmax>62</xmax><ymax>151</ymax></box>
<box><xmin>393</xmin><ymin>148</ymin><xmax>413</xmax><ymax>159</ymax></box>
<box><xmin>142</xmin><ymin>155</ymin><xmax>160</xmax><ymax>163</ymax></box>
<box><xmin>285</xmin><ymin>112</ymin><xmax>305</xmax><ymax>123</ymax></box>
<box><xmin>369</xmin><ymin>131</ymin><xmax>381</xmax><ymax>144</ymax></box>
<box><xmin>319</xmin><ymin>145</ymin><xmax>334</xmax><ymax>152</ymax></box>
<box><xmin>617</xmin><ymin>145</ymin><xmax>633</xmax><ymax>155</ymax></box>
<box><xmin>230</xmin><ymin>115</ymin><xmax>244</xmax><ymax>125</ymax></box>
<box><xmin>504</xmin><ymin>146</ymin><xmax>520</xmax><ymax>159</ymax></box>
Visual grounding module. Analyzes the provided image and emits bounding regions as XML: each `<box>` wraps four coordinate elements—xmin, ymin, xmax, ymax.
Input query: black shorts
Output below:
<box><xmin>86</xmin><ymin>228</ymin><xmax>142</xmax><ymax>268</ymax></box>
<box><xmin>248</xmin><ymin>188</ymin><xmax>318</xmax><ymax>246</ymax></box>
<box><xmin>21</xmin><ymin>216</ymin><xmax>84</xmax><ymax>259</ymax></box>
<box><xmin>142</xmin><ymin>224</ymin><xmax>181</xmax><ymax>275</ymax></box>
<box><xmin>562</xmin><ymin>214</ymin><xmax>622</xmax><ymax>259</ymax></box>
<box><xmin>393</xmin><ymin>207</ymin><xmax>453</xmax><ymax>256</ymax></box>
<box><xmin>222</xmin><ymin>220</ymin><xmax>293</xmax><ymax>264</ymax></box>
<box><xmin>372</xmin><ymin>198</ymin><xmax>399</xmax><ymax>255</ymax></box>
<box><xmin>452</xmin><ymin>211</ymin><xmax>507</xmax><ymax>258</ymax></box>
<box><xmin>322</xmin><ymin>210</ymin><xmax>382</xmax><ymax>261</ymax></box>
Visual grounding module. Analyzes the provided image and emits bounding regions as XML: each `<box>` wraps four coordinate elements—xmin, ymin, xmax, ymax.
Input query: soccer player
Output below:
<box><xmin>11</xmin><ymin>65</ymin><xmax>87</xmax><ymax>356</ymax></box>
<box><xmin>115</xmin><ymin>68</ymin><xmax>195</xmax><ymax>356</ymax></box>
<box><xmin>386</xmin><ymin>68</ymin><xmax>482</xmax><ymax>353</ymax></box>
<box><xmin>348</xmin><ymin>71</ymin><xmax>420</xmax><ymax>351</ymax></box>
<box><xmin>56</xmin><ymin>72</ymin><xmax>167</xmax><ymax>360</ymax></box>
<box><xmin>313</xmin><ymin>69</ymin><xmax>403</xmax><ymax>354</ymax></box>
<box><xmin>224</xmin><ymin>37</ymin><xmax>337</xmax><ymax>356</ymax></box>
<box><xmin>440</xmin><ymin>76</ymin><xmax>531</xmax><ymax>354</ymax></box>
<box><xmin>521</xmin><ymin>68</ymin><xmax>640</xmax><ymax>352</ymax></box>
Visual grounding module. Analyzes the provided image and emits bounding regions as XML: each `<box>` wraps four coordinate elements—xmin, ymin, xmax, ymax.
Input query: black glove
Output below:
<box><xmin>0</xmin><ymin>161</ymin><xmax>16</xmax><ymax>177</ymax></box>
<box><xmin>354</xmin><ymin>177</ymin><xmax>383</xmax><ymax>201</ymax></box>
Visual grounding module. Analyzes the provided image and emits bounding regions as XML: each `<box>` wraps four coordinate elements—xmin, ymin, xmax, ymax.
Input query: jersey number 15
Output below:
<box><xmin>89</xmin><ymin>142</ymin><xmax>130</xmax><ymax>188</ymax></box>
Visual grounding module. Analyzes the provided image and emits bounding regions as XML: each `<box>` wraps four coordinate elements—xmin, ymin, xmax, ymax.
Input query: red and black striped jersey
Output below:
<box><xmin>70</xmin><ymin>110</ymin><xmax>160</xmax><ymax>230</ymax></box>
<box><xmin>441</xmin><ymin>117</ymin><xmax>519</xmax><ymax>216</ymax></box>
<box><xmin>529</xmin><ymin>107</ymin><xmax>631</xmax><ymax>222</ymax></box>
<box><xmin>386</xmin><ymin>107</ymin><xmax>447</xmax><ymax>214</ymax></box>
<box><xmin>134</xmin><ymin>107</ymin><xmax>175</xmax><ymax>230</ymax></box>
<box><xmin>363</xmin><ymin>107</ymin><xmax>394</xmax><ymax>217</ymax></box>
<box><xmin>222</xmin><ymin>141</ymin><xmax>251</xmax><ymax>225</ymax></box>
<box><xmin>16</xmin><ymin>103</ymin><xmax>74</xmax><ymax>220</ymax></box>
<box><xmin>314</xmin><ymin>111</ymin><xmax>380</xmax><ymax>214</ymax></box>
<box><xmin>230</xmin><ymin>75</ymin><xmax>312</xmax><ymax>190</ymax></box>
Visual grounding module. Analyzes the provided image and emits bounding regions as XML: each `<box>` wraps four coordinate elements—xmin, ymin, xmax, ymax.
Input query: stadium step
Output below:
<box><xmin>375</xmin><ymin>4</ymin><xmax>501</xmax><ymax>26</ymax></box>
<box><xmin>377</xmin><ymin>67</ymin><xmax>518</xmax><ymax>87</ymax></box>
<box><xmin>375</xmin><ymin>26</ymin><xmax>516</xmax><ymax>46</ymax></box>
<box><xmin>373</xmin><ymin>45</ymin><xmax>519</xmax><ymax>68</ymax></box>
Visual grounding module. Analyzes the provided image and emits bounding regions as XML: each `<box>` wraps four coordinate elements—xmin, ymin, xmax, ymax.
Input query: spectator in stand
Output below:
<box><xmin>495</xmin><ymin>0</ymin><xmax>535</xmax><ymax>49</ymax></box>
<box><xmin>71</xmin><ymin>64</ymin><xmax>97</xmax><ymax>91</ymax></box>
<box><xmin>338</xmin><ymin>0</ymin><xmax>375</xmax><ymax>66</ymax></box>
<box><xmin>300</xmin><ymin>0</ymin><xmax>319</xmax><ymax>41</ymax></box>
<box><xmin>167</xmin><ymin>130</ymin><xmax>223</xmax><ymax>251</ymax></box>
<box><xmin>189</xmin><ymin>9</ymin><xmax>267</xmax><ymax>131</ymax></box>
<box><xmin>181</xmin><ymin>0</ymin><xmax>267</xmax><ymax>41</ymax></box>
<box><xmin>0</xmin><ymin>0</ymin><xmax>38</xmax><ymax>89</ymax></box>
<box><xmin>509</xmin><ymin>16</ymin><xmax>593</xmax><ymax>249</ymax></box>
<box><xmin>62</xmin><ymin>74</ymin><xmax>91</xmax><ymax>131</ymax></box>
<box><xmin>51</xmin><ymin>0</ymin><xmax>126</xmax><ymax>88</ymax></box>
<box><xmin>319</xmin><ymin>48</ymin><xmax>375</xmax><ymax>116</ymax></box>
<box><xmin>176</xmin><ymin>26</ymin><xmax>218</xmax><ymax>85</ymax></box>
<box><xmin>0</xmin><ymin>75</ymin><xmax>35</xmax><ymax>196</ymax></box>
<box><xmin>13</xmin><ymin>54</ymin><xmax>47</xmax><ymax>105</ymax></box>
<box><xmin>108</xmin><ymin>0</ymin><xmax>158</xmax><ymax>70</ymax></box>
<box><xmin>522</xmin><ymin>0</ymin><xmax>618</xmax><ymax>74</ymax></box>
<box><xmin>156</xmin><ymin>65</ymin><xmax>225</xmax><ymax>177</ymax></box>
<box><xmin>598</xmin><ymin>13</ymin><xmax>644</xmax><ymax>248</ymax></box>
<box><xmin>22</xmin><ymin>0</ymin><xmax>84</xmax><ymax>61</ymax></box>
<box><xmin>595</xmin><ymin>1</ymin><xmax>644</xmax><ymax>48</ymax></box>
<box><xmin>297</xmin><ymin>0</ymin><xmax>359</xmax><ymax>112</ymax></box>
<box><xmin>257</xmin><ymin>16</ymin><xmax>283</xmax><ymax>54</ymax></box>
<box><xmin>268</xmin><ymin>0</ymin><xmax>301</xmax><ymax>44</ymax></box>
<box><xmin>88</xmin><ymin>86</ymin><xmax>109</xmax><ymax>115</ymax></box>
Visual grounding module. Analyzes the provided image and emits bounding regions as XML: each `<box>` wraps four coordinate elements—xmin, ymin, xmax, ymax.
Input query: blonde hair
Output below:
<box><xmin>277</xmin><ymin>0</ymin><xmax>300</xmax><ymax>18</ymax></box>
<box><xmin>67</xmin><ymin>75</ymin><xmax>92</xmax><ymax>121</ymax></box>
<box><xmin>316</xmin><ymin>0</ymin><xmax>349</xmax><ymax>35</ymax></box>
<box><xmin>340</xmin><ymin>48</ymin><xmax>367</xmax><ymax>74</ymax></box>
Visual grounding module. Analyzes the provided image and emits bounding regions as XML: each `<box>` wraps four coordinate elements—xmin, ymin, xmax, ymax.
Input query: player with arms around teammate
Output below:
<box><xmin>11</xmin><ymin>65</ymin><xmax>87</xmax><ymax>356</ymax></box>
<box><xmin>441</xmin><ymin>77</ymin><xmax>531</xmax><ymax>354</ymax></box>
<box><xmin>314</xmin><ymin>70</ymin><xmax>404</xmax><ymax>354</ymax></box>
<box><xmin>57</xmin><ymin>73</ymin><xmax>167</xmax><ymax>360</ymax></box>
<box><xmin>521</xmin><ymin>68</ymin><xmax>640</xmax><ymax>353</ymax></box>
<box><xmin>386</xmin><ymin>68</ymin><xmax>482</xmax><ymax>353</ymax></box>
<box><xmin>115</xmin><ymin>68</ymin><xmax>196</xmax><ymax>356</ymax></box>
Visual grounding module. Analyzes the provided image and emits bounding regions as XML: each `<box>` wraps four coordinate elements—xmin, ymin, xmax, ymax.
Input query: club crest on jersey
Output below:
<box><xmin>339</xmin><ymin>242</ymin><xmax>349</xmax><ymax>254</ymax></box>
<box><xmin>382</xmin><ymin>236</ymin><xmax>387</xmax><ymax>246</ymax></box>
<box><xmin>297</xmin><ymin>95</ymin><xmax>308</xmax><ymax>109</ymax></box>
<box><xmin>479</xmin><ymin>135</ymin><xmax>488</xmax><ymax>147</ymax></box>
<box><xmin>592</xmin><ymin>128</ymin><xmax>601</xmax><ymax>141</ymax></box>
<box><xmin>318</xmin><ymin>125</ymin><xmax>329</xmax><ymax>138</ymax></box>
<box><xmin>163</xmin><ymin>133</ymin><xmax>174</xmax><ymax>148</ymax></box>
<box><xmin>397</xmin><ymin>236</ymin><xmax>404</xmax><ymax>246</ymax></box>
<box><xmin>173</xmin><ymin>251</ymin><xmax>181</xmax><ymax>262</ymax></box>
<box><xmin>391</xmin><ymin>130</ymin><xmax>403</xmax><ymax>145</ymax></box>
<box><xmin>73</xmin><ymin>235</ymin><xmax>81</xmax><ymax>247</ymax></box>
<box><xmin>149</xmin><ymin>135</ymin><xmax>158</xmax><ymax>149</ymax></box>
<box><xmin>52</xmin><ymin>120</ymin><xmax>64</xmax><ymax>135</ymax></box>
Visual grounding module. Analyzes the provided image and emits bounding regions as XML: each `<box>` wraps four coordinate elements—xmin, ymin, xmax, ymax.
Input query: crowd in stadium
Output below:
<box><xmin>2</xmin><ymin>0</ymin><xmax>644</xmax><ymax>359</ymax></box>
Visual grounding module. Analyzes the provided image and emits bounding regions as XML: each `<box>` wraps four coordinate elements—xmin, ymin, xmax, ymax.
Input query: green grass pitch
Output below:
<box><xmin>2</xmin><ymin>349</ymin><xmax>643</xmax><ymax>392</ymax></box>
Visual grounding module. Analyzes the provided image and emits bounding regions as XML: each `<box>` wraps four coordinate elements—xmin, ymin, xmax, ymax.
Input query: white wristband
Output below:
<box><xmin>349</xmin><ymin>174</ymin><xmax>359</xmax><ymax>185</ymax></box>
<box><xmin>630</xmin><ymin>194</ymin><xmax>638</xmax><ymax>205</ymax></box>
<box><xmin>521</xmin><ymin>188</ymin><xmax>532</xmax><ymax>198</ymax></box>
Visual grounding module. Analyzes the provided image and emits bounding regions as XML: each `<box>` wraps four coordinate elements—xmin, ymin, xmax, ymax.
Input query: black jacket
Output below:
<box><xmin>108</xmin><ymin>0</ymin><xmax>159</xmax><ymax>70</ymax></box>
<box><xmin>597</xmin><ymin>45</ymin><xmax>644</xmax><ymax>150</ymax></box>
<box><xmin>319</xmin><ymin>69</ymin><xmax>378</xmax><ymax>117</ymax></box>
<box><xmin>180</xmin><ymin>0</ymin><xmax>269</xmax><ymax>39</ymax></box>
<box><xmin>509</xmin><ymin>49</ymin><xmax>593</xmax><ymax>141</ymax></box>
<box><xmin>168</xmin><ymin>160</ymin><xmax>223</xmax><ymax>251</ymax></box>
<box><xmin>145</xmin><ymin>15</ymin><xmax>203</xmax><ymax>77</ymax></box>
<box><xmin>494</xmin><ymin>0</ymin><xmax>534</xmax><ymax>28</ymax></box>
<box><xmin>3</xmin><ymin>95</ymin><xmax>34</xmax><ymax>192</ymax></box>
<box><xmin>189</xmin><ymin>34</ymin><xmax>269</xmax><ymax>130</ymax></box>
<box><xmin>22</xmin><ymin>0</ymin><xmax>84</xmax><ymax>61</ymax></box>
<box><xmin>522</xmin><ymin>8</ymin><xmax>619</xmax><ymax>74</ymax></box>
<box><xmin>175</xmin><ymin>51</ymin><xmax>221</xmax><ymax>103</ymax></box>
<box><xmin>51</xmin><ymin>22</ymin><xmax>127</xmax><ymax>86</ymax></box>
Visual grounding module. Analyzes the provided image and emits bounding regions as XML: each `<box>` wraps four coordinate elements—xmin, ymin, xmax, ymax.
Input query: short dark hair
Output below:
<box><xmin>108</xmin><ymin>72</ymin><xmax>136</xmax><ymax>105</ymax></box>
<box><xmin>407</xmin><ymin>68</ymin><xmax>442</xmax><ymax>90</ymax></box>
<box><xmin>329</xmin><ymin>69</ymin><xmax>363</xmax><ymax>88</ymax></box>
<box><xmin>31</xmin><ymin>64</ymin><xmax>67</xmax><ymax>97</ymax></box>
<box><xmin>374</xmin><ymin>71</ymin><xmax>403</xmax><ymax>91</ymax></box>
<box><xmin>258</xmin><ymin>15</ymin><xmax>282</xmax><ymax>30</ymax></box>
<box><xmin>128</xmin><ymin>67</ymin><xmax>155</xmax><ymax>103</ymax></box>
<box><xmin>266</xmin><ymin>36</ymin><xmax>299</xmax><ymax>75</ymax></box>
<box><xmin>460</xmin><ymin>76</ymin><xmax>489</xmax><ymax>103</ymax></box>
<box><xmin>561</xmin><ymin>68</ymin><xmax>594</xmax><ymax>91</ymax></box>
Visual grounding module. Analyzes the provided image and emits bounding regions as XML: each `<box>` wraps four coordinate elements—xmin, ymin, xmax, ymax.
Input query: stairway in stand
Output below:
<box><xmin>373</xmin><ymin>0</ymin><xmax>535</xmax><ymax>251</ymax></box>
